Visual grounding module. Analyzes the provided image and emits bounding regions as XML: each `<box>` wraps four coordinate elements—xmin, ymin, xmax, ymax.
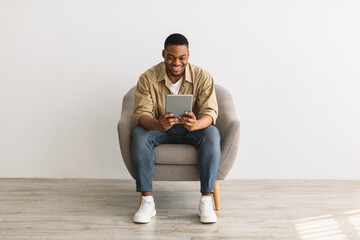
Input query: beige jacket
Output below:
<box><xmin>133</xmin><ymin>62</ymin><xmax>218</xmax><ymax>126</ymax></box>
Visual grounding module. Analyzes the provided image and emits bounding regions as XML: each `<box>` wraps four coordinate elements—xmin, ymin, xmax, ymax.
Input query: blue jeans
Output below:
<box><xmin>131</xmin><ymin>124</ymin><xmax>221</xmax><ymax>193</ymax></box>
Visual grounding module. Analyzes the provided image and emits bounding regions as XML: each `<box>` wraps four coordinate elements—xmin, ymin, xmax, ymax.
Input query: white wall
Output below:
<box><xmin>0</xmin><ymin>0</ymin><xmax>359</xmax><ymax>179</ymax></box>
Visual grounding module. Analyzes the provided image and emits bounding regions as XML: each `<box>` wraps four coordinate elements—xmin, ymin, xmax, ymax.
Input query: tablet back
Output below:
<box><xmin>165</xmin><ymin>94</ymin><xmax>193</xmax><ymax>118</ymax></box>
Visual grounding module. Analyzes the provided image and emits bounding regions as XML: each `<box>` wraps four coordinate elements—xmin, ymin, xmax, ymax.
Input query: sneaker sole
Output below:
<box><xmin>200</xmin><ymin>216</ymin><xmax>217</xmax><ymax>223</ymax></box>
<box><xmin>134</xmin><ymin>209</ymin><xmax>156</xmax><ymax>223</ymax></box>
<box><xmin>199</xmin><ymin>213</ymin><xmax>217</xmax><ymax>223</ymax></box>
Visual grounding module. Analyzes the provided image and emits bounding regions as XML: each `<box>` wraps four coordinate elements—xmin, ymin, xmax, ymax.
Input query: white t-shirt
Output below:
<box><xmin>169</xmin><ymin>77</ymin><xmax>183</xmax><ymax>95</ymax></box>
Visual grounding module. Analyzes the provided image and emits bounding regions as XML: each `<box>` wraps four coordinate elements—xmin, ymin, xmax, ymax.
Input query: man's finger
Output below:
<box><xmin>181</xmin><ymin>120</ymin><xmax>193</xmax><ymax>127</ymax></box>
<box><xmin>179</xmin><ymin>116</ymin><xmax>194</xmax><ymax>123</ymax></box>
<box><xmin>168</xmin><ymin>118</ymin><xmax>178</xmax><ymax>124</ymax></box>
<box><xmin>185</xmin><ymin>111</ymin><xmax>196</xmax><ymax>119</ymax></box>
<box><xmin>178</xmin><ymin>116</ymin><xmax>188</xmax><ymax>122</ymax></box>
<box><xmin>182</xmin><ymin>124</ymin><xmax>190</xmax><ymax>130</ymax></box>
<box><xmin>164</xmin><ymin>113</ymin><xmax>175</xmax><ymax>119</ymax></box>
<box><xmin>183</xmin><ymin>124</ymin><xmax>194</xmax><ymax>131</ymax></box>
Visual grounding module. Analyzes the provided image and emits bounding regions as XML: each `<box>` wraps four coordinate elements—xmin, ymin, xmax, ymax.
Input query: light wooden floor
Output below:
<box><xmin>1</xmin><ymin>179</ymin><xmax>360</xmax><ymax>240</ymax></box>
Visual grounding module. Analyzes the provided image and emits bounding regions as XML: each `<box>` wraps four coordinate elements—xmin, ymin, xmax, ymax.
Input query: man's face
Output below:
<box><xmin>162</xmin><ymin>45</ymin><xmax>189</xmax><ymax>80</ymax></box>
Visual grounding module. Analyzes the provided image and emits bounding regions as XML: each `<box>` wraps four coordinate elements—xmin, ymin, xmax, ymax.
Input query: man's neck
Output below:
<box><xmin>167</xmin><ymin>70</ymin><xmax>184</xmax><ymax>84</ymax></box>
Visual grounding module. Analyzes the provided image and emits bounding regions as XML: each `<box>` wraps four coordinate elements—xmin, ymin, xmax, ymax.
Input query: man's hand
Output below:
<box><xmin>178</xmin><ymin>112</ymin><xmax>201</xmax><ymax>131</ymax></box>
<box><xmin>158</xmin><ymin>113</ymin><xmax>178</xmax><ymax>131</ymax></box>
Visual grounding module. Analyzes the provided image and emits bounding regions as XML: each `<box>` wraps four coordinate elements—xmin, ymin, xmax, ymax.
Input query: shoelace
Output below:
<box><xmin>140</xmin><ymin>199</ymin><xmax>153</xmax><ymax>210</ymax></box>
<box><xmin>200</xmin><ymin>199</ymin><xmax>213</xmax><ymax>212</ymax></box>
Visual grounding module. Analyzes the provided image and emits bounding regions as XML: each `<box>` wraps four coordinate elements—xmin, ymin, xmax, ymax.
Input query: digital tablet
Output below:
<box><xmin>165</xmin><ymin>94</ymin><xmax>193</xmax><ymax>118</ymax></box>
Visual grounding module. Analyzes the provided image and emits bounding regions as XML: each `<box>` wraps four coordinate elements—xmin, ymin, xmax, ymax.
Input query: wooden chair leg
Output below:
<box><xmin>139</xmin><ymin>193</ymin><xmax>142</xmax><ymax>207</ymax></box>
<box><xmin>213</xmin><ymin>180</ymin><xmax>220</xmax><ymax>210</ymax></box>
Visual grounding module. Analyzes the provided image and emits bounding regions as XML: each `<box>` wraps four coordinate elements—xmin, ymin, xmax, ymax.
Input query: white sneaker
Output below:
<box><xmin>199</xmin><ymin>196</ymin><xmax>217</xmax><ymax>223</ymax></box>
<box><xmin>133</xmin><ymin>196</ymin><xmax>156</xmax><ymax>223</ymax></box>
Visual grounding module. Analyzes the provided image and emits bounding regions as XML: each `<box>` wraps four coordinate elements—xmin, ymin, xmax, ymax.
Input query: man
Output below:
<box><xmin>131</xmin><ymin>33</ymin><xmax>221</xmax><ymax>224</ymax></box>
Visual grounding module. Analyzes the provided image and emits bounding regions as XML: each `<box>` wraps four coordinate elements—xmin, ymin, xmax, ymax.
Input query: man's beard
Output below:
<box><xmin>167</xmin><ymin>67</ymin><xmax>185</xmax><ymax>78</ymax></box>
<box><xmin>169</xmin><ymin>70</ymin><xmax>184</xmax><ymax>78</ymax></box>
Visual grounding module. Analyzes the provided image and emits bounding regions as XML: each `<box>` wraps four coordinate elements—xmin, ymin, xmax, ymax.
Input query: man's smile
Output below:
<box><xmin>171</xmin><ymin>65</ymin><xmax>183</xmax><ymax>72</ymax></box>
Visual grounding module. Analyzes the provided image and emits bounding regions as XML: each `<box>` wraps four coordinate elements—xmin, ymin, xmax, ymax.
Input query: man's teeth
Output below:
<box><xmin>172</xmin><ymin>66</ymin><xmax>181</xmax><ymax>70</ymax></box>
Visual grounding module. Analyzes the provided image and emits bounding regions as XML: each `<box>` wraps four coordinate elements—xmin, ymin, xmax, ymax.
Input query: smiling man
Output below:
<box><xmin>131</xmin><ymin>33</ymin><xmax>220</xmax><ymax>224</ymax></box>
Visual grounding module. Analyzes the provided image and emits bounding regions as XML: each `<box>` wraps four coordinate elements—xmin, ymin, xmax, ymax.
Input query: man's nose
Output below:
<box><xmin>174</xmin><ymin>58</ymin><xmax>180</xmax><ymax>65</ymax></box>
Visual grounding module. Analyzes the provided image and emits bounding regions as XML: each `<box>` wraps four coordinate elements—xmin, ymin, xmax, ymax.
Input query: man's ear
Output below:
<box><xmin>162</xmin><ymin>50</ymin><xmax>165</xmax><ymax>59</ymax></box>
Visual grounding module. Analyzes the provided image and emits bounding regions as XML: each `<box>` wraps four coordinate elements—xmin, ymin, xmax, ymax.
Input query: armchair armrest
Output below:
<box><xmin>117</xmin><ymin>87</ymin><xmax>136</xmax><ymax>179</ymax></box>
<box><xmin>216</xmin><ymin>117</ymin><xmax>240</xmax><ymax>179</ymax></box>
<box><xmin>214</xmin><ymin>84</ymin><xmax>240</xmax><ymax>179</ymax></box>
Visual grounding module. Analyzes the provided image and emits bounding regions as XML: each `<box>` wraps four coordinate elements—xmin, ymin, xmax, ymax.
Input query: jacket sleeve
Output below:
<box><xmin>133</xmin><ymin>75</ymin><xmax>154</xmax><ymax>126</ymax></box>
<box><xmin>197</xmin><ymin>73</ymin><xmax>218</xmax><ymax>124</ymax></box>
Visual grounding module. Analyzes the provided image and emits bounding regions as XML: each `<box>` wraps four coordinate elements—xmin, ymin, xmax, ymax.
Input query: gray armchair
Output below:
<box><xmin>117</xmin><ymin>84</ymin><xmax>240</xmax><ymax>210</ymax></box>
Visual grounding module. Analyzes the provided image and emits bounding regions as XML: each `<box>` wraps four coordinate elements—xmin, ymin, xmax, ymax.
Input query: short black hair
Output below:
<box><xmin>164</xmin><ymin>33</ymin><xmax>189</xmax><ymax>49</ymax></box>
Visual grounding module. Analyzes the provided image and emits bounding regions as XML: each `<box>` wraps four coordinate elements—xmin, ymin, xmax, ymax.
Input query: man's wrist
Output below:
<box><xmin>156</xmin><ymin>120</ymin><xmax>165</xmax><ymax>131</ymax></box>
<box><xmin>139</xmin><ymin>115</ymin><xmax>164</xmax><ymax>131</ymax></box>
<box><xmin>197</xmin><ymin>115</ymin><xmax>213</xmax><ymax>130</ymax></box>
<box><xmin>149</xmin><ymin>118</ymin><xmax>164</xmax><ymax>131</ymax></box>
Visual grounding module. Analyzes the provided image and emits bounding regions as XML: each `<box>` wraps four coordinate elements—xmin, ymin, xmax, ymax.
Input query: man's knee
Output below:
<box><xmin>132</xmin><ymin>126</ymin><xmax>150</xmax><ymax>146</ymax></box>
<box><xmin>196</xmin><ymin>125</ymin><xmax>220</xmax><ymax>149</ymax></box>
<box><xmin>203</xmin><ymin>125</ymin><xmax>220</xmax><ymax>143</ymax></box>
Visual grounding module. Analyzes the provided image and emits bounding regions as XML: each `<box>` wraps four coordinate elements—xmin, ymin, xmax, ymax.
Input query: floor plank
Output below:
<box><xmin>0</xmin><ymin>179</ymin><xmax>360</xmax><ymax>239</ymax></box>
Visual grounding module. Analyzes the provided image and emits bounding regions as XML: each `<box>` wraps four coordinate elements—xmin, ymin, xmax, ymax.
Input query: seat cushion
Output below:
<box><xmin>153</xmin><ymin>164</ymin><xmax>200</xmax><ymax>180</ymax></box>
<box><xmin>154</xmin><ymin>144</ymin><xmax>198</xmax><ymax>165</ymax></box>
